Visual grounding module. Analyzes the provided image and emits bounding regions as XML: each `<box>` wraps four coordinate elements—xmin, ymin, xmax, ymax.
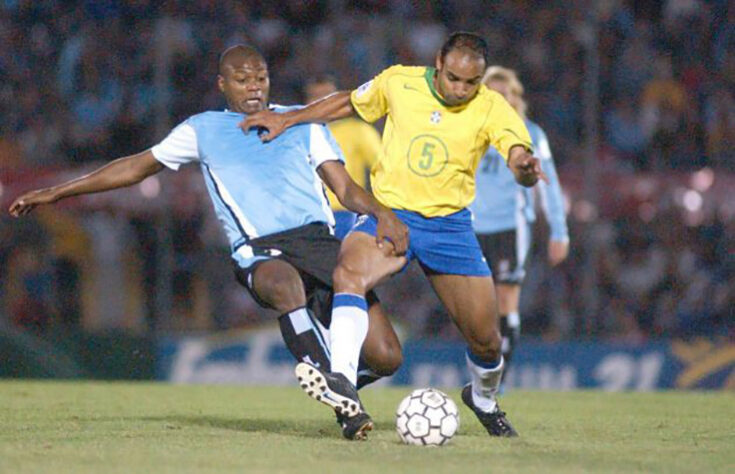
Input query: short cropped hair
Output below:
<box><xmin>440</xmin><ymin>32</ymin><xmax>488</xmax><ymax>64</ymax></box>
<box><xmin>218</xmin><ymin>44</ymin><xmax>265</xmax><ymax>75</ymax></box>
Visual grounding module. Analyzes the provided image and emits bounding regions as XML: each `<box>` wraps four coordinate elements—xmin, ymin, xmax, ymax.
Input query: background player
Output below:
<box><xmin>472</xmin><ymin>66</ymin><xmax>570</xmax><ymax>382</ymax></box>
<box><xmin>241</xmin><ymin>32</ymin><xmax>546</xmax><ymax>437</ymax></box>
<box><xmin>304</xmin><ymin>76</ymin><xmax>382</xmax><ymax>240</ymax></box>
<box><xmin>8</xmin><ymin>45</ymin><xmax>408</xmax><ymax>440</ymax></box>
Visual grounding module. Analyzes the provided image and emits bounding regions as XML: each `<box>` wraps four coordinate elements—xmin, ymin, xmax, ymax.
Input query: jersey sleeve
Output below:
<box><xmin>534</xmin><ymin>127</ymin><xmax>569</xmax><ymax>241</ymax></box>
<box><xmin>484</xmin><ymin>96</ymin><xmax>534</xmax><ymax>162</ymax></box>
<box><xmin>150</xmin><ymin>120</ymin><xmax>199</xmax><ymax>170</ymax></box>
<box><xmin>350</xmin><ymin>66</ymin><xmax>395</xmax><ymax>123</ymax></box>
<box><xmin>309</xmin><ymin>124</ymin><xmax>345</xmax><ymax>168</ymax></box>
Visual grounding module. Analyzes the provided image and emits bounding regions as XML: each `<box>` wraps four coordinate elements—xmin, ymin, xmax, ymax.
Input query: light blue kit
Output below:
<box><xmin>471</xmin><ymin>119</ymin><xmax>568</xmax><ymax>241</ymax></box>
<box><xmin>151</xmin><ymin>106</ymin><xmax>345</xmax><ymax>269</ymax></box>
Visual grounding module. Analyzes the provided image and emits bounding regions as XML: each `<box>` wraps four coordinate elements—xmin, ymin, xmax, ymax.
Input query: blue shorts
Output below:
<box><xmin>333</xmin><ymin>210</ymin><xmax>357</xmax><ymax>240</ymax></box>
<box><xmin>352</xmin><ymin>208</ymin><xmax>491</xmax><ymax>276</ymax></box>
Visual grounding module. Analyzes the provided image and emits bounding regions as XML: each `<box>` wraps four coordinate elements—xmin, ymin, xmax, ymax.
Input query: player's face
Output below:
<box><xmin>305</xmin><ymin>82</ymin><xmax>336</xmax><ymax>104</ymax></box>
<box><xmin>435</xmin><ymin>49</ymin><xmax>485</xmax><ymax>106</ymax></box>
<box><xmin>218</xmin><ymin>58</ymin><xmax>270</xmax><ymax>115</ymax></box>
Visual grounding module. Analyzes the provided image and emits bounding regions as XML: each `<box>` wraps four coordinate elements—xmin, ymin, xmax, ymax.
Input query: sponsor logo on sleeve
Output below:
<box><xmin>355</xmin><ymin>80</ymin><xmax>374</xmax><ymax>97</ymax></box>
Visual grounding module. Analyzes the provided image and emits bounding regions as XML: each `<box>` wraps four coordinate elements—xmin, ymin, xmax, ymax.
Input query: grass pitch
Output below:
<box><xmin>0</xmin><ymin>381</ymin><xmax>732</xmax><ymax>474</ymax></box>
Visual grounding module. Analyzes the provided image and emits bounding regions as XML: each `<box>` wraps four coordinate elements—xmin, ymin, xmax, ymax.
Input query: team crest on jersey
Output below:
<box><xmin>430</xmin><ymin>111</ymin><xmax>442</xmax><ymax>124</ymax></box>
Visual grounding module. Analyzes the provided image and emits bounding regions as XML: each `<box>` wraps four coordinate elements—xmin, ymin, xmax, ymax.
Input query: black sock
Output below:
<box><xmin>355</xmin><ymin>358</ymin><xmax>382</xmax><ymax>390</ymax></box>
<box><xmin>278</xmin><ymin>307</ymin><xmax>331</xmax><ymax>371</ymax></box>
<box><xmin>499</xmin><ymin>312</ymin><xmax>520</xmax><ymax>382</ymax></box>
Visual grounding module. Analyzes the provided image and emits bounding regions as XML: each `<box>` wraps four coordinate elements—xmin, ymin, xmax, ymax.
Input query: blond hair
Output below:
<box><xmin>482</xmin><ymin>65</ymin><xmax>527</xmax><ymax>117</ymax></box>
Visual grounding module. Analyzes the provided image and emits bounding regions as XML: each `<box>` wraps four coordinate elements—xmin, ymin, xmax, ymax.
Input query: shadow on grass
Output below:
<box><xmin>67</xmin><ymin>414</ymin><xmax>395</xmax><ymax>440</ymax></box>
<box><xmin>139</xmin><ymin>415</ymin><xmax>349</xmax><ymax>439</ymax></box>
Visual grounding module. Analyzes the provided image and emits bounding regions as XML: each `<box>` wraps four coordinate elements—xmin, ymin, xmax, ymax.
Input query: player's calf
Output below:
<box><xmin>359</xmin><ymin>332</ymin><xmax>402</xmax><ymax>387</ymax></box>
<box><xmin>465</xmin><ymin>330</ymin><xmax>503</xmax><ymax>364</ymax></box>
<box><xmin>278</xmin><ymin>308</ymin><xmax>331</xmax><ymax>370</ymax></box>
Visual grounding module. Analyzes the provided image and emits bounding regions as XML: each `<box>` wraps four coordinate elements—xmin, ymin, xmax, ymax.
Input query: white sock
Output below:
<box><xmin>329</xmin><ymin>293</ymin><xmax>369</xmax><ymax>386</ymax></box>
<box><xmin>466</xmin><ymin>351</ymin><xmax>504</xmax><ymax>413</ymax></box>
<box><xmin>507</xmin><ymin>311</ymin><xmax>520</xmax><ymax>329</ymax></box>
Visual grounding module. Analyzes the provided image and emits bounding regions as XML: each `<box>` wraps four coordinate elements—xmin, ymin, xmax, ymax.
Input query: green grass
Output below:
<box><xmin>0</xmin><ymin>381</ymin><xmax>733</xmax><ymax>474</ymax></box>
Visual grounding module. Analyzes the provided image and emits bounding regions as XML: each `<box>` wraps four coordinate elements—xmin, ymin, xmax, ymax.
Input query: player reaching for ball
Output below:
<box><xmin>8</xmin><ymin>45</ymin><xmax>408</xmax><ymax>441</ymax></box>
<box><xmin>242</xmin><ymin>32</ymin><xmax>547</xmax><ymax>437</ymax></box>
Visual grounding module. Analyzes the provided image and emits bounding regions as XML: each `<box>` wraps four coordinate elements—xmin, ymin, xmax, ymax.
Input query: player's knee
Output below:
<box><xmin>256</xmin><ymin>274</ymin><xmax>305</xmax><ymax>312</ymax></box>
<box><xmin>332</xmin><ymin>263</ymin><xmax>367</xmax><ymax>294</ymax></box>
<box><xmin>467</xmin><ymin>330</ymin><xmax>502</xmax><ymax>363</ymax></box>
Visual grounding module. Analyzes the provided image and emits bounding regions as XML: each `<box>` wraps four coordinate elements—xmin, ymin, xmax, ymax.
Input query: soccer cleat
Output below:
<box><xmin>295</xmin><ymin>362</ymin><xmax>373</xmax><ymax>440</ymax></box>
<box><xmin>337</xmin><ymin>411</ymin><xmax>374</xmax><ymax>441</ymax></box>
<box><xmin>461</xmin><ymin>384</ymin><xmax>518</xmax><ymax>437</ymax></box>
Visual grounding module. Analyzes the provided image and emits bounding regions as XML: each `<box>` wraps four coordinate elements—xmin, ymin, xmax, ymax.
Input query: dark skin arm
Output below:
<box><xmin>239</xmin><ymin>91</ymin><xmax>355</xmax><ymax>142</ymax></box>
<box><xmin>8</xmin><ymin>150</ymin><xmax>164</xmax><ymax>217</ymax></box>
<box><xmin>507</xmin><ymin>145</ymin><xmax>548</xmax><ymax>187</ymax></box>
<box><xmin>317</xmin><ymin>160</ymin><xmax>408</xmax><ymax>255</ymax></box>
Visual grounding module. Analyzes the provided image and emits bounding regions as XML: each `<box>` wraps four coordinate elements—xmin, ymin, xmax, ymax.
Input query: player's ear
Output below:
<box><xmin>435</xmin><ymin>51</ymin><xmax>443</xmax><ymax>70</ymax></box>
<box><xmin>217</xmin><ymin>75</ymin><xmax>225</xmax><ymax>93</ymax></box>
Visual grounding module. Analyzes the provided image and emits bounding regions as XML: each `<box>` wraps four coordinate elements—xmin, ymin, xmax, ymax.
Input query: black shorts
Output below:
<box><xmin>476</xmin><ymin>226</ymin><xmax>532</xmax><ymax>285</ymax></box>
<box><xmin>232</xmin><ymin>223</ymin><xmax>377</xmax><ymax>324</ymax></box>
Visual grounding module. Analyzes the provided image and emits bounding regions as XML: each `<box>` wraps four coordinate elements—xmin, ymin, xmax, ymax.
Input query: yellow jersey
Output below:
<box><xmin>325</xmin><ymin>117</ymin><xmax>381</xmax><ymax>211</ymax></box>
<box><xmin>350</xmin><ymin>65</ymin><xmax>533</xmax><ymax>217</ymax></box>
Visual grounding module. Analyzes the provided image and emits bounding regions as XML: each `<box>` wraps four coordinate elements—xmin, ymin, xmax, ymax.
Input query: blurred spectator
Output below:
<box><xmin>1</xmin><ymin>0</ymin><xmax>730</xmax><ymax>170</ymax></box>
<box><xmin>604</xmin><ymin>97</ymin><xmax>649</xmax><ymax>168</ymax></box>
<box><xmin>0</xmin><ymin>0</ymin><xmax>732</xmax><ymax>342</ymax></box>
<box><xmin>703</xmin><ymin>86</ymin><xmax>734</xmax><ymax>168</ymax></box>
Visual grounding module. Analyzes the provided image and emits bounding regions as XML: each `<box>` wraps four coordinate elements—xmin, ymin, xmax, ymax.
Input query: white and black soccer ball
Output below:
<box><xmin>395</xmin><ymin>388</ymin><xmax>459</xmax><ymax>446</ymax></box>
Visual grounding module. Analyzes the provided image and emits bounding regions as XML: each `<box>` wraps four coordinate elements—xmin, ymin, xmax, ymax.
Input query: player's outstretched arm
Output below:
<box><xmin>9</xmin><ymin>150</ymin><xmax>164</xmax><ymax>217</ymax></box>
<box><xmin>507</xmin><ymin>146</ymin><xmax>548</xmax><ymax>188</ymax></box>
<box><xmin>239</xmin><ymin>91</ymin><xmax>355</xmax><ymax>142</ymax></box>
<box><xmin>318</xmin><ymin>161</ymin><xmax>408</xmax><ymax>255</ymax></box>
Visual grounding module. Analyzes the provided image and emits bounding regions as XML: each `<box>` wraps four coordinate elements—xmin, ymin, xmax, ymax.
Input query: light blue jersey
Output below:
<box><xmin>470</xmin><ymin>119</ymin><xmax>568</xmax><ymax>241</ymax></box>
<box><xmin>151</xmin><ymin>107</ymin><xmax>344</xmax><ymax>267</ymax></box>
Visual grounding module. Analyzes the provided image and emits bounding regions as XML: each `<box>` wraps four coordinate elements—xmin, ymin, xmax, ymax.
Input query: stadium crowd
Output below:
<box><xmin>0</xmin><ymin>0</ymin><xmax>732</xmax><ymax>342</ymax></box>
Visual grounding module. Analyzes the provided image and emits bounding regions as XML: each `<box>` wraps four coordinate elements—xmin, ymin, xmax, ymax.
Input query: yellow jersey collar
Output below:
<box><xmin>424</xmin><ymin>67</ymin><xmax>451</xmax><ymax>107</ymax></box>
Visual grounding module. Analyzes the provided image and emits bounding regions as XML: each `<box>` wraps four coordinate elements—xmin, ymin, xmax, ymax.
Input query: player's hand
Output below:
<box><xmin>8</xmin><ymin>188</ymin><xmax>59</xmax><ymax>217</ymax></box>
<box><xmin>238</xmin><ymin>110</ymin><xmax>287</xmax><ymax>142</ymax></box>
<box><xmin>375</xmin><ymin>209</ymin><xmax>409</xmax><ymax>256</ymax></box>
<box><xmin>510</xmin><ymin>152</ymin><xmax>548</xmax><ymax>187</ymax></box>
<box><xmin>548</xmin><ymin>239</ymin><xmax>569</xmax><ymax>266</ymax></box>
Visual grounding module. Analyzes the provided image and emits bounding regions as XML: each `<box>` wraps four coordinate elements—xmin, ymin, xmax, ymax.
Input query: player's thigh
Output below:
<box><xmin>496</xmin><ymin>283</ymin><xmax>521</xmax><ymax>314</ymax></box>
<box><xmin>426</xmin><ymin>272</ymin><xmax>500</xmax><ymax>346</ymax></box>
<box><xmin>361</xmin><ymin>301</ymin><xmax>402</xmax><ymax>375</ymax></box>
<box><xmin>333</xmin><ymin>231</ymin><xmax>407</xmax><ymax>294</ymax></box>
<box><xmin>251</xmin><ymin>259</ymin><xmax>306</xmax><ymax>312</ymax></box>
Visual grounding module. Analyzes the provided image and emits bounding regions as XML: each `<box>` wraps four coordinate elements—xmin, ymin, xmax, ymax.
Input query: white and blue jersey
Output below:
<box><xmin>470</xmin><ymin>119</ymin><xmax>568</xmax><ymax>241</ymax></box>
<box><xmin>151</xmin><ymin>107</ymin><xmax>344</xmax><ymax>268</ymax></box>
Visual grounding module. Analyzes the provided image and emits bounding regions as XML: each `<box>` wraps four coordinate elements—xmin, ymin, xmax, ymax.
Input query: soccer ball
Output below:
<box><xmin>395</xmin><ymin>388</ymin><xmax>459</xmax><ymax>446</ymax></box>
